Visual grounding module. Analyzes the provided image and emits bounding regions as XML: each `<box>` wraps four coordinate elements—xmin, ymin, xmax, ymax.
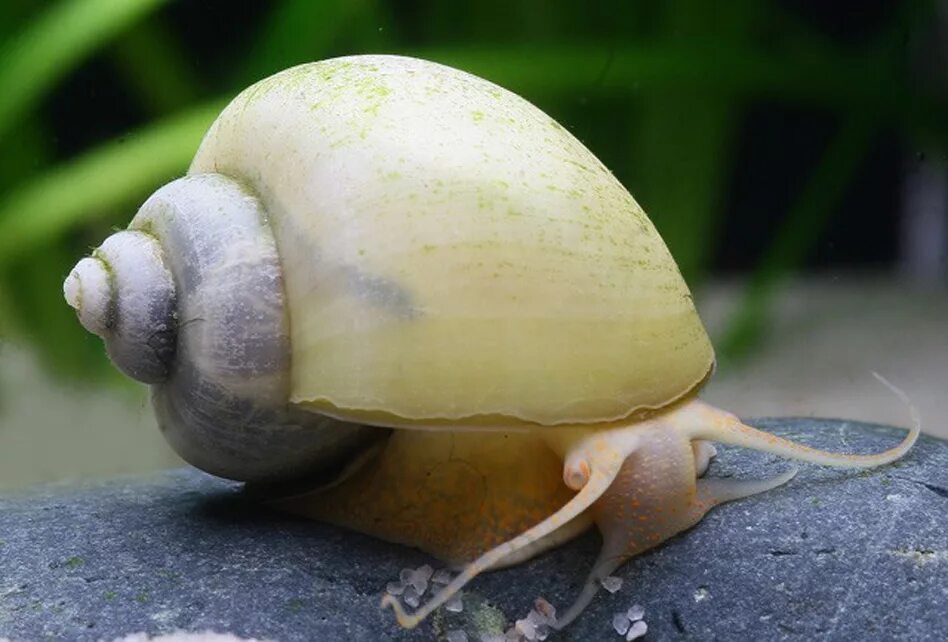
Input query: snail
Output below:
<box><xmin>63</xmin><ymin>55</ymin><xmax>919</xmax><ymax>632</ymax></box>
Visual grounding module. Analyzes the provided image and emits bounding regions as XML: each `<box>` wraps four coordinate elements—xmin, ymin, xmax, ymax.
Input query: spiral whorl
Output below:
<box><xmin>64</xmin><ymin>173</ymin><xmax>384</xmax><ymax>484</ymax></box>
<box><xmin>63</xmin><ymin>256</ymin><xmax>111</xmax><ymax>337</ymax></box>
<box><xmin>63</xmin><ymin>230</ymin><xmax>177</xmax><ymax>383</ymax></box>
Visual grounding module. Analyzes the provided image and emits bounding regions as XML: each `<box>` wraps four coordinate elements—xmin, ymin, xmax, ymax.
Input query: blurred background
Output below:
<box><xmin>0</xmin><ymin>0</ymin><xmax>946</xmax><ymax>490</ymax></box>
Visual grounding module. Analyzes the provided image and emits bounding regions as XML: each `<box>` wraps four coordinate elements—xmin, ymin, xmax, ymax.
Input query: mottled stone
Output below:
<box><xmin>0</xmin><ymin>419</ymin><xmax>945</xmax><ymax>641</ymax></box>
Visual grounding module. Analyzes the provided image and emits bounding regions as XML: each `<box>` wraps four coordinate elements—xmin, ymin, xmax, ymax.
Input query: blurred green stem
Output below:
<box><xmin>111</xmin><ymin>17</ymin><xmax>201</xmax><ymax>115</ymax></box>
<box><xmin>718</xmin><ymin>0</ymin><xmax>923</xmax><ymax>363</ymax></box>
<box><xmin>717</xmin><ymin>112</ymin><xmax>880</xmax><ymax>362</ymax></box>
<box><xmin>0</xmin><ymin>0</ymin><xmax>167</xmax><ymax>141</ymax></box>
<box><xmin>0</xmin><ymin>40</ymin><xmax>930</xmax><ymax>271</ymax></box>
<box><xmin>422</xmin><ymin>43</ymin><xmax>895</xmax><ymax>111</ymax></box>
<box><xmin>635</xmin><ymin>0</ymin><xmax>760</xmax><ymax>283</ymax></box>
<box><xmin>0</xmin><ymin>117</ymin><xmax>53</xmax><ymax>335</ymax></box>
<box><xmin>0</xmin><ymin>100</ymin><xmax>224</xmax><ymax>266</ymax></box>
<box><xmin>2</xmin><ymin>240</ymin><xmax>110</xmax><ymax>378</ymax></box>
<box><xmin>239</xmin><ymin>0</ymin><xmax>384</xmax><ymax>85</ymax></box>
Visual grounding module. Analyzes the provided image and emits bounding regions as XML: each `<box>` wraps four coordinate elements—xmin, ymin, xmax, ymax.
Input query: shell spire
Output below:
<box><xmin>64</xmin><ymin>174</ymin><xmax>381</xmax><ymax>484</ymax></box>
<box><xmin>64</xmin><ymin>230</ymin><xmax>177</xmax><ymax>384</ymax></box>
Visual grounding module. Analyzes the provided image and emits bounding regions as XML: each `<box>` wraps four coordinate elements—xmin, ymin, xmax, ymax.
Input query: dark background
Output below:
<box><xmin>41</xmin><ymin>1</ymin><xmax>912</xmax><ymax>271</ymax></box>
<box><xmin>0</xmin><ymin>0</ymin><xmax>945</xmax><ymax>380</ymax></box>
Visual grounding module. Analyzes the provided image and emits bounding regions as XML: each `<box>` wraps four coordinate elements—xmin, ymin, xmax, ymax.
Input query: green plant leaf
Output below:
<box><xmin>0</xmin><ymin>0</ymin><xmax>167</xmax><ymax>140</ymax></box>
<box><xmin>0</xmin><ymin>239</ymin><xmax>115</xmax><ymax>380</ymax></box>
<box><xmin>0</xmin><ymin>41</ymin><xmax>930</xmax><ymax>272</ymax></box>
<box><xmin>0</xmin><ymin>100</ymin><xmax>225</xmax><ymax>266</ymax></box>
<box><xmin>717</xmin><ymin>0</ymin><xmax>928</xmax><ymax>363</ymax></box>
<box><xmin>415</xmin><ymin>42</ymin><xmax>891</xmax><ymax>110</ymax></box>
<box><xmin>717</xmin><ymin>112</ymin><xmax>880</xmax><ymax>362</ymax></box>
<box><xmin>239</xmin><ymin>0</ymin><xmax>382</xmax><ymax>84</ymax></box>
<box><xmin>632</xmin><ymin>0</ymin><xmax>760</xmax><ymax>283</ymax></box>
<box><xmin>110</xmin><ymin>17</ymin><xmax>201</xmax><ymax>115</ymax></box>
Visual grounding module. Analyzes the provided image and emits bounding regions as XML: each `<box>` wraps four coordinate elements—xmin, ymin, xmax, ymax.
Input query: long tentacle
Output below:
<box><xmin>696</xmin><ymin>466</ymin><xmax>798</xmax><ymax>506</ymax></box>
<box><xmin>552</xmin><ymin>551</ymin><xmax>626</xmax><ymax>630</ymax></box>
<box><xmin>381</xmin><ymin>462</ymin><xmax>623</xmax><ymax>628</ymax></box>
<box><xmin>688</xmin><ymin>373</ymin><xmax>919</xmax><ymax>469</ymax></box>
<box><xmin>487</xmin><ymin>511</ymin><xmax>594</xmax><ymax>571</ymax></box>
<box><xmin>554</xmin><ymin>464</ymin><xmax>798</xmax><ymax>630</ymax></box>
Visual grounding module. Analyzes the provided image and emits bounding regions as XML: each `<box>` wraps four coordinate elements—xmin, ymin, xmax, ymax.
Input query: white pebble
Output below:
<box><xmin>445</xmin><ymin>593</ymin><xmax>464</xmax><ymax>613</ymax></box>
<box><xmin>601</xmin><ymin>576</ymin><xmax>623</xmax><ymax>593</ymax></box>
<box><xmin>399</xmin><ymin>568</ymin><xmax>414</xmax><ymax>583</ymax></box>
<box><xmin>504</xmin><ymin>626</ymin><xmax>521</xmax><ymax>641</ymax></box>
<box><xmin>535</xmin><ymin>624</ymin><xmax>550</xmax><ymax>641</ymax></box>
<box><xmin>446</xmin><ymin>631</ymin><xmax>469</xmax><ymax>642</ymax></box>
<box><xmin>410</xmin><ymin>564</ymin><xmax>434</xmax><ymax>594</ymax></box>
<box><xmin>626</xmin><ymin>620</ymin><xmax>647</xmax><ymax>641</ymax></box>
<box><xmin>403</xmin><ymin>585</ymin><xmax>421</xmax><ymax>608</ymax></box>
<box><xmin>516</xmin><ymin>617</ymin><xmax>538</xmax><ymax>641</ymax></box>
<box><xmin>432</xmin><ymin>568</ymin><xmax>453</xmax><ymax>585</ymax></box>
<box><xmin>627</xmin><ymin>604</ymin><xmax>645</xmax><ymax>621</ymax></box>
<box><xmin>411</xmin><ymin>578</ymin><xmax>428</xmax><ymax>595</ymax></box>
<box><xmin>415</xmin><ymin>564</ymin><xmax>434</xmax><ymax>581</ymax></box>
<box><xmin>612</xmin><ymin>612</ymin><xmax>631</xmax><ymax>635</ymax></box>
<box><xmin>479</xmin><ymin>635</ymin><xmax>506</xmax><ymax>642</ymax></box>
<box><xmin>385</xmin><ymin>581</ymin><xmax>405</xmax><ymax>596</ymax></box>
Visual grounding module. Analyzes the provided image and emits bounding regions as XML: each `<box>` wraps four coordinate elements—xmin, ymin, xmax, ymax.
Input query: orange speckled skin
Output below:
<box><xmin>277</xmin><ymin>407</ymin><xmax>720</xmax><ymax>575</ymax></box>
<box><xmin>591</xmin><ymin>424</ymin><xmax>702</xmax><ymax>559</ymax></box>
<box><xmin>276</xmin><ymin>430</ymin><xmax>579</xmax><ymax>566</ymax></box>
<box><xmin>276</xmin><ymin>395</ymin><xmax>917</xmax><ymax>631</ymax></box>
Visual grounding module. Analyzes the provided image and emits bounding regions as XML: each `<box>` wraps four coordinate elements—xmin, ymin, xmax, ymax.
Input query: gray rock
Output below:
<box><xmin>0</xmin><ymin>419</ymin><xmax>945</xmax><ymax>642</ymax></box>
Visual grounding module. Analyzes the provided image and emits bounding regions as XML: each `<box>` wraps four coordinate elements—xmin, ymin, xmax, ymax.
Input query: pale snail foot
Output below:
<box><xmin>383</xmin><ymin>391</ymin><xmax>920</xmax><ymax>630</ymax></box>
<box><xmin>274</xmin><ymin>429</ymin><xmax>582</xmax><ymax>566</ymax></box>
<box><xmin>546</xmin><ymin>382</ymin><xmax>918</xmax><ymax>628</ymax></box>
<box><xmin>382</xmin><ymin>426</ymin><xmax>629</xmax><ymax>629</ymax></box>
<box><xmin>553</xmin><ymin>420</ymin><xmax>796</xmax><ymax>630</ymax></box>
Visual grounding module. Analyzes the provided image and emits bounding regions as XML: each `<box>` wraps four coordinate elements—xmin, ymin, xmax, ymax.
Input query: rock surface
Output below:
<box><xmin>0</xmin><ymin>419</ymin><xmax>945</xmax><ymax>642</ymax></box>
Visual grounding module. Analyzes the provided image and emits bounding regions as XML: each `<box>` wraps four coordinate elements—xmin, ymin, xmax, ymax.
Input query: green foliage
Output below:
<box><xmin>0</xmin><ymin>0</ymin><xmax>167</xmax><ymax>140</ymax></box>
<box><xmin>0</xmin><ymin>0</ymin><xmax>943</xmax><ymax>383</ymax></box>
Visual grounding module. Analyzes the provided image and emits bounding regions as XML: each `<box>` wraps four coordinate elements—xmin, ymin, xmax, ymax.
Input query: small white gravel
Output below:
<box><xmin>409</xmin><ymin>564</ymin><xmax>434</xmax><ymax>595</ymax></box>
<box><xmin>515</xmin><ymin>618</ymin><xmax>537</xmax><ymax>641</ymax></box>
<box><xmin>612</xmin><ymin>612</ymin><xmax>631</xmax><ymax>635</ymax></box>
<box><xmin>601</xmin><ymin>576</ymin><xmax>623</xmax><ymax>593</ymax></box>
<box><xmin>445</xmin><ymin>593</ymin><xmax>464</xmax><ymax>613</ymax></box>
<box><xmin>446</xmin><ymin>630</ymin><xmax>468</xmax><ymax>642</ymax></box>
<box><xmin>626</xmin><ymin>620</ymin><xmax>647</xmax><ymax>641</ymax></box>
<box><xmin>402</xmin><ymin>585</ymin><xmax>421</xmax><ymax>608</ymax></box>
<box><xmin>627</xmin><ymin>604</ymin><xmax>645</xmax><ymax>622</ymax></box>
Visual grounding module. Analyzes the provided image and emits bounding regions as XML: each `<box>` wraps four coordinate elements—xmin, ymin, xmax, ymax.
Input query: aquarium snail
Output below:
<box><xmin>63</xmin><ymin>55</ymin><xmax>919</xmax><ymax>631</ymax></box>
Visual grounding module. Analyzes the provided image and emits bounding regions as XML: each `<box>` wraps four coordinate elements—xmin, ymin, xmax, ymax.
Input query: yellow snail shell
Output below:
<box><xmin>64</xmin><ymin>55</ymin><xmax>919</xmax><ymax>632</ymax></box>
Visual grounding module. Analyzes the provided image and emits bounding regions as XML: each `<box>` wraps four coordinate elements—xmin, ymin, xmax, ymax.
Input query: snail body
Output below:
<box><xmin>65</xmin><ymin>55</ymin><xmax>919</xmax><ymax>631</ymax></box>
